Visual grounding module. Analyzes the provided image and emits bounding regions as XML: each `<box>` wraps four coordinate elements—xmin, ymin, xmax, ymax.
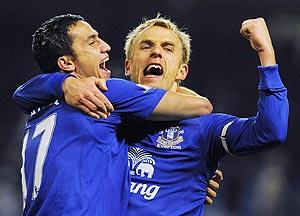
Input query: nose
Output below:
<box><xmin>150</xmin><ymin>45</ymin><xmax>162</xmax><ymax>58</ymax></box>
<box><xmin>100</xmin><ymin>39</ymin><xmax>111</xmax><ymax>53</ymax></box>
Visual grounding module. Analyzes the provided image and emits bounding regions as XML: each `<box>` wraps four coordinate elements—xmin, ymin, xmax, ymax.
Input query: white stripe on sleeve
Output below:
<box><xmin>220</xmin><ymin>121</ymin><xmax>234</xmax><ymax>156</ymax></box>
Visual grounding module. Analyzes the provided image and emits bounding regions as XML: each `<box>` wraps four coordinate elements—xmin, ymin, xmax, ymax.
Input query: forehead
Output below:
<box><xmin>68</xmin><ymin>20</ymin><xmax>98</xmax><ymax>40</ymax></box>
<box><xmin>134</xmin><ymin>26</ymin><xmax>182</xmax><ymax>47</ymax></box>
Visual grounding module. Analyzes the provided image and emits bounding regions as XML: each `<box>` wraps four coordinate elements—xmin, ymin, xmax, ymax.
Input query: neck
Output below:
<box><xmin>170</xmin><ymin>82</ymin><xmax>179</xmax><ymax>92</ymax></box>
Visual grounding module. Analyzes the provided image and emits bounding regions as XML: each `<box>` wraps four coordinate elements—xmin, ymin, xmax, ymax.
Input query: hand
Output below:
<box><xmin>63</xmin><ymin>76</ymin><xmax>114</xmax><ymax>118</ymax></box>
<box><xmin>240</xmin><ymin>18</ymin><xmax>276</xmax><ymax>66</ymax></box>
<box><xmin>205</xmin><ymin>169</ymin><xmax>223</xmax><ymax>205</ymax></box>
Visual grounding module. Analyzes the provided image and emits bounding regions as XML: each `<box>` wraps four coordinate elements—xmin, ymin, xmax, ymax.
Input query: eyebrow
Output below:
<box><xmin>139</xmin><ymin>39</ymin><xmax>154</xmax><ymax>46</ymax></box>
<box><xmin>161</xmin><ymin>41</ymin><xmax>175</xmax><ymax>47</ymax></box>
<box><xmin>86</xmin><ymin>32</ymin><xmax>99</xmax><ymax>41</ymax></box>
<box><xmin>139</xmin><ymin>39</ymin><xmax>175</xmax><ymax>47</ymax></box>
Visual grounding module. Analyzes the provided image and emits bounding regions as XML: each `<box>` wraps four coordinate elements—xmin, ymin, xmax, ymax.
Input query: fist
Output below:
<box><xmin>240</xmin><ymin>18</ymin><xmax>274</xmax><ymax>53</ymax></box>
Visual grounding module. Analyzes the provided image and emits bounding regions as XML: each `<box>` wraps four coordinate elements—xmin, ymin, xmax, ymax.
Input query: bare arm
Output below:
<box><xmin>148</xmin><ymin>90</ymin><xmax>213</xmax><ymax>121</ymax></box>
<box><xmin>176</xmin><ymin>86</ymin><xmax>201</xmax><ymax>97</ymax></box>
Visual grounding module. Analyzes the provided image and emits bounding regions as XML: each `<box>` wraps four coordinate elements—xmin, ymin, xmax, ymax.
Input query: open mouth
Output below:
<box><xmin>143</xmin><ymin>64</ymin><xmax>163</xmax><ymax>76</ymax></box>
<box><xmin>99</xmin><ymin>58</ymin><xmax>111</xmax><ymax>74</ymax></box>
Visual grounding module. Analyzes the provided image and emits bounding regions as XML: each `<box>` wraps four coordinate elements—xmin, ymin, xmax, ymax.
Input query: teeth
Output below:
<box><xmin>101</xmin><ymin>57</ymin><xmax>109</xmax><ymax>64</ymax></box>
<box><xmin>149</xmin><ymin>64</ymin><xmax>161</xmax><ymax>69</ymax></box>
<box><xmin>144</xmin><ymin>64</ymin><xmax>163</xmax><ymax>76</ymax></box>
<box><xmin>100</xmin><ymin>57</ymin><xmax>109</xmax><ymax>69</ymax></box>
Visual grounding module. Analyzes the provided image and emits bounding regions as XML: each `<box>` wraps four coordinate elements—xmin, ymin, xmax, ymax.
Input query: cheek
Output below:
<box><xmin>131</xmin><ymin>61</ymin><xmax>143</xmax><ymax>77</ymax></box>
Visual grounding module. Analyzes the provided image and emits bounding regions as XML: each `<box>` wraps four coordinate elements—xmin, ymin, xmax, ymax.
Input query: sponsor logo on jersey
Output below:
<box><xmin>128</xmin><ymin>147</ymin><xmax>155</xmax><ymax>178</ymax></box>
<box><xmin>128</xmin><ymin>147</ymin><xmax>160</xmax><ymax>200</ymax></box>
<box><xmin>156</xmin><ymin>126</ymin><xmax>184</xmax><ymax>150</ymax></box>
<box><xmin>130</xmin><ymin>181</ymin><xmax>160</xmax><ymax>200</ymax></box>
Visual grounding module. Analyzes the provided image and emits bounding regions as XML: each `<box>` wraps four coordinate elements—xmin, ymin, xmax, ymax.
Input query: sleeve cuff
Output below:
<box><xmin>49</xmin><ymin>72</ymin><xmax>75</xmax><ymax>99</ymax></box>
<box><xmin>258</xmin><ymin>64</ymin><xmax>285</xmax><ymax>90</ymax></box>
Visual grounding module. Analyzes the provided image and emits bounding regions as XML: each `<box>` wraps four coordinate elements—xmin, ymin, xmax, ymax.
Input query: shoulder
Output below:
<box><xmin>106</xmin><ymin>78</ymin><xmax>151</xmax><ymax>91</ymax></box>
<box><xmin>104</xmin><ymin>78</ymin><xmax>165</xmax><ymax>106</ymax></box>
<box><xmin>28</xmin><ymin>100</ymin><xmax>87</xmax><ymax>123</ymax></box>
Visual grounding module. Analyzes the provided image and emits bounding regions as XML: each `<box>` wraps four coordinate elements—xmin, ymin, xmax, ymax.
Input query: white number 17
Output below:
<box><xmin>21</xmin><ymin>114</ymin><xmax>56</xmax><ymax>208</ymax></box>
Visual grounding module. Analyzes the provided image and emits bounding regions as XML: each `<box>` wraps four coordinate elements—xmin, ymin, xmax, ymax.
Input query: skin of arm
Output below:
<box><xmin>176</xmin><ymin>86</ymin><xmax>201</xmax><ymax>97</ymax></box>
<box><xmin>149</xmin><ymin>90</ymin><xmax>213</xmax><ymax>121</ymax></box>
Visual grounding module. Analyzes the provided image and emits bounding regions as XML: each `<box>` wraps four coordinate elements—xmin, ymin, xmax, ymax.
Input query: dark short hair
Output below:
<box><xmin>32</xmin><ymin>14</ymin><xmax>84</xmax><ymax>73</ymax></box>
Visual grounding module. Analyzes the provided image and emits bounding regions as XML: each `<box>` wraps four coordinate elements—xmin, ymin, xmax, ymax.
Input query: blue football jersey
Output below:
<box><xmin>14</xmin><ymin>65</ymin><xmax>289</xmax><ymax>216</ymax></box>
<box><xmin>19</xmin><ymin>78</ymin><xmax>166</xmax><ymax>216</ymax></box>
<box><xmin>117</xmin><ymin>65</ymin><xmax>288</xmax><ymax>216</ymax></box>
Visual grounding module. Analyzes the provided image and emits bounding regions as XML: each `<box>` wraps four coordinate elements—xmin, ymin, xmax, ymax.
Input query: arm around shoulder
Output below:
<box><xmin>149</xmin><ymin>91</ymin><xmax>213</xmax><ymax>121</ymax></box>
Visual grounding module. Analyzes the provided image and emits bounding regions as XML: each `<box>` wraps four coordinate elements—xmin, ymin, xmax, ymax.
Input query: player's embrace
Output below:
<box><xmin>14</xmin><ymin>15</ymin><xmax>288</xmax><ymax>216</ymax></box>
<box><xmin>13</xmin><ymin>14</ymin><xmax>213</xmax><ymax>216</ymax></box>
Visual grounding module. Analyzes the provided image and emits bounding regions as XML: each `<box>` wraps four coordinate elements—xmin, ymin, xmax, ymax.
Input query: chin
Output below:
<box><xmin>140</xmin><ymin>78</ymin><xmax>162</xmax><ymax>88</ymax></box>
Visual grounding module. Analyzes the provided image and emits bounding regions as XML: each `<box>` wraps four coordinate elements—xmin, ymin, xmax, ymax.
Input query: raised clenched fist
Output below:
<box><xmin>240</xmin><ymin>18</ymin><xmax>276</xmax><ymax>66</ymax></box>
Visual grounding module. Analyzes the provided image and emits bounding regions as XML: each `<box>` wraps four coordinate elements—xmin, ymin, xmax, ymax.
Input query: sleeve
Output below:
<box><xmin>12</xmin><ymin>72</ymin><xmax>71</xmax><ymax>114</ymax></box>
<box><xmin>210</xmin><ymin>65</ymin><xmax>289</xmax><ymax>157</ymax></box>
<box><xmin>104</xmin><ymin>78</ymin><xmax>166</xmax><ymax>119</ymax></box>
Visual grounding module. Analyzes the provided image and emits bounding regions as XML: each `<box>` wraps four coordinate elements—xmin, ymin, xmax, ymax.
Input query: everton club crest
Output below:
<box><xmin>156</xmin><ymin>126</ymin><xmax>184</xmax><ymax>150</ymax></box>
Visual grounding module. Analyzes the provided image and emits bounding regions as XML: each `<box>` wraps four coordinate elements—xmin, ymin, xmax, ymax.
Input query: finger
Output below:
<box><xmin>81</xmin><ymin>98</ymin><xmax>99</xmax><ymax>112</ymax></box>
<box><xmin>92</xmin><ymin>91</ymin><xmax>114</xmax><ymax>112</ymax></box>
<box><xmin>241</xmin><ymin>19</ymin><xmax>255</xmax><ymax>27</ymax></box>
<box><xmin>208</xmin><ymin>179</ymin><xmax>220</xmax><ymax>191</ymax></box>
<box><xmin>240</xmin><ymin>26</ymin><xmax>251</xmax><ymax>40</ymax></box>
<box><xmin>78</xmin><ymin>97</ymin><xmax>109</xmax><ymax>119</ymax></box>
<box><xmin>87</xmin><ymin>112</ymin><xmax>101</xmax><ymax>119</ymax></box>
<box><xmin>204</xmin><ymin>196</ymin><xmax>213</xmax><ymax>205</ymax></box>
<box><xmin>213</xmin><ymin>170</ymin><xmax>224</xmax><ymax>182</ymax></box>
<box><xmin>97</xmin><ymin>112</ymin><xmax>108</xmax><ymax>119</ymax></box>
<box><xmin>94</xmin><ymin>78</ymin><xmax>108</xmax><ymax>91</ymax></box>
<box><xmin>77</xmin><ymin>104</ymin><xmax>108</xmax><ymax>119</ymax></box>
<box><xmin>87</xmin><ymin>93</ymin><xmax>109</xmax><ymax>114</ymax></box>
<box><xmin>94</xmin><ymin>110</ymin><xmax>110</xmax><ymax>119</ymax></box>
<box><xmin>76</xmin><ymin>105</ymin><xmax>100</xmax><ymax>119</ymax></box>
<box><xmin>207</xmin><ymin>188</ymin><xmax>217</xmax><ymax>199</ymax></box>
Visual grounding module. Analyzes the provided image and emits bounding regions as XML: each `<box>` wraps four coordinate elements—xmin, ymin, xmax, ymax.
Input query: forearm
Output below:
<box><xmin>149</xmin><ymin>91</ymin><xmax>213</xmax><ymax>121</ymax></box>
<box><xmin>178</xmin><ymin>87</ymin><xmax>211</xmax><ymax>110</ymax></box>
<box><xmin>258</xmin><ymin>48</ymin><xmax>276</xmax><ymax>66</ymax></box>
<box><xmin>176</xmin><ymin>86</ymin><xmax>200</xmax><ymax>97</ymax></box>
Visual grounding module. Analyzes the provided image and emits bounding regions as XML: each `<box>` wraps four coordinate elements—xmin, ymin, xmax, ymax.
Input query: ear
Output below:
<box><xmin>124</xmin><ymin>59</ymin><xmax>131</xmax><ymax>77</ymax></box>
<box><xmin>175</xmin><ymin>63</ymin><xmax>189</xmax><ymax>81</ymax></box>
<box><xmin>57</xmin><ymin>56</ymin><xmax>75</xmax><ymax>72</ymax></box>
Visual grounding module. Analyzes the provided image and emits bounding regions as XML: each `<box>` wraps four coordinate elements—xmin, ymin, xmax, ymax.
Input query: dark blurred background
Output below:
<box><xmin>1</xmin><ymin>0</ymin><xmax>299</xmax><ymax>215</ymax></box>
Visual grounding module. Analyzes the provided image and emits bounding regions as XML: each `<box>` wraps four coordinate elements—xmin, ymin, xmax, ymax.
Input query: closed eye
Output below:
<box><xmin>164</xmin><ymin>45</ymin><xmax>174</xmax><ymax>52</ymax></box>
<box><xmin>141</xmin><ymin>44</ymin><xmax>151</xmax><ymax>49</ymax></box>
<box><xmin>139</xmin><ymin>40</ymin><xmax>154</xmax><ymax>50</ymax></box>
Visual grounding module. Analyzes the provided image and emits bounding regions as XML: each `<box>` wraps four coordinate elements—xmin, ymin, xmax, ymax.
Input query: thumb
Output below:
<box><xmin>212</xmin><ymin>170</ymin><xmax>223</xmax><ymax>183</ymax></box>
<box><xmin>94</xmin><ymin>78</ymin><xmax>108</xmax><ymax>91</ymax></box>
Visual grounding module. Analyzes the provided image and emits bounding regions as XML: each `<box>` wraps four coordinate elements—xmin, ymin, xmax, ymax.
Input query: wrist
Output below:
<box><xmin>258</xmin><ymin>48</ymin><xmax>276</xmax><ymax>66</ymax></box>
<box><xmin>62</xmin><ymin>76</ymin><xmax>77</xmax><ymax>96</ymax></box>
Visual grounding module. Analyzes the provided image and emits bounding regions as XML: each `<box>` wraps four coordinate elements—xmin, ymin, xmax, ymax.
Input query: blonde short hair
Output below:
<box><xmin>124</xmin><ymin>15</ymin><xmax>191</xmax><ymax>64</ymax></box>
